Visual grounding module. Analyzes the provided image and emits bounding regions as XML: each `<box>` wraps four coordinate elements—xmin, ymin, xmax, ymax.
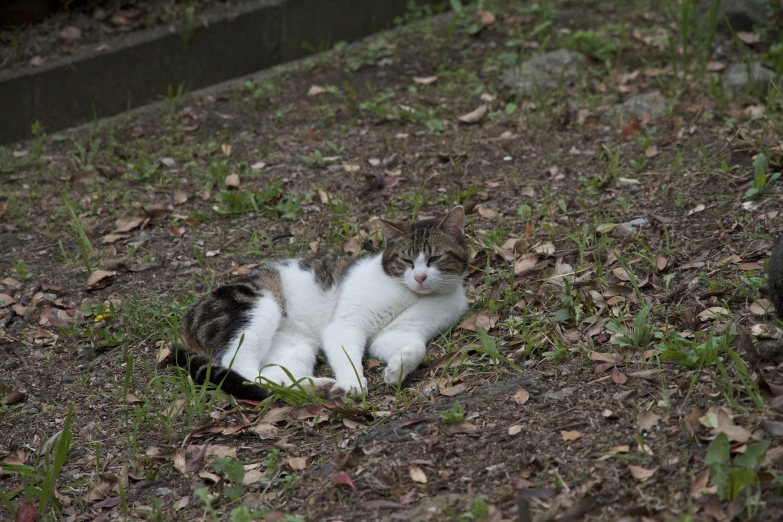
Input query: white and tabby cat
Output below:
<box><xmin>170</xmin><ymin>206</ymin><xmax>469</xmax><ymax>399</ymax></box>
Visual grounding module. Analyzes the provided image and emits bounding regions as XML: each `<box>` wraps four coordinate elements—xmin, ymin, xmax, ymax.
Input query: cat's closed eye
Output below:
<box><xmin>402</xmin><ymin>258</ymin><xmax>414</xmax><ymax>267</ymax></box>
<box><xmin>427</xmin><ymin>255</ymin><xmax>441</xmax><ymax>265</ymax></box>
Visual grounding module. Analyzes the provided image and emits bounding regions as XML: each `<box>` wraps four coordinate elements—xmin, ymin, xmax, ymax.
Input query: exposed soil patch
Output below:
<box><xmin>2</xmin><ymin>1</ymin><xmax>783</xmax><ymax>521</ymax></box>
<box><xmin>0</xmin><ymin>0</ymin><xmax>242</xmax><ymax>71</ymax></box>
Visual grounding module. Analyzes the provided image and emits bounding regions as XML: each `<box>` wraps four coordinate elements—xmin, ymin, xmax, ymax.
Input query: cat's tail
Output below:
<box><xmin>160</xmin><ymin>348</ymin><xmax>272</xmax><ymax>402</ymax></box>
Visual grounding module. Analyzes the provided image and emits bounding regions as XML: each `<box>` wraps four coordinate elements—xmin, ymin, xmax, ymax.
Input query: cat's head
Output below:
<box><xmin>376</xmin><ymin>206</ymin><xmax>468</xmax><ymax>295</ymax></box>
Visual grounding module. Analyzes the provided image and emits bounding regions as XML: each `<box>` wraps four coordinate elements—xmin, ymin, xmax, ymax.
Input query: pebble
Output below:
<box><xmin>92</xmin><ymin>379</ymin><xmax>105</xmax><ymax>388</ymax></box>
<box><xmin>154</xmin><ymin>487</ymin><xmax>173</xmax><ymax>497</ymax></box>
<box><xmin>76</xmin><ymin>348</ymin><xmax>96</xmax><ymax>361</ymax></box>
<box><xmin>62</xmin><ymin>375</ymin><xmax>75</xmax><ymax>384</ymax></box>
<box><xmin>4</xmin><ymin>360</ymin><xmax>19</xmax><ymax>370</ymax></box>
<box><xmin>28</xmin><ymin>407</ymin><xmax>40</xmax><ymax>415</ymax></box>
<box><xmin>382</xmin><ymin>153</ymin><xmax>399</xmax><ymax>169</ymax></box>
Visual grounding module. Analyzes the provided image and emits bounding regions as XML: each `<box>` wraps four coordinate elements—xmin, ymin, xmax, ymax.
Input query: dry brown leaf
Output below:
<box><xmin>458</xmin><ymin>105</ymin><xmax>488</xmax><ymax>124</ymax></box>
<box><xmin>736</xmin><ymin>31</ymin><xmax>760</xmax><ymax>45</ymax></box>
<box><xmin>258</xmin><ymin>406</ymin><xmax>293</xmax><ymax>424</ymax></box>
<box><xmin>0</xmin><ymin>201</ymin><xmax>6</xmax><ymax>219</ymax></box>
<box><xmin>514</xmin><ymin>254</ymin><xmax>539</xmax><ymax>274</ymax></box>
<box><xmin>83</xmin><ymin>482</ymin><xmax>110</xmax><ymax>503</ymax></box>
<box><xmin>241</xmin><ymin>469</ymin><xmax>265</xmax><ymax>485</ymax></box>
<box><xmin>288</xmin><ymin>457</ymin><xmax>307</xmax><ymax>470</ymax></box>
<box><xmin>644</xmin><ymin>145</ymin><xmax>658</xmax><ymax>158</ymax></box>
<box><xmin>409</xmin><ymin>464</ymin><xmax>427</xmax><ymax>484</ymax></box>
<box><xmin>629</xmin><ymin>465</ymin><xmax>657</xmax><ymax>481</ymax></box>
<box><xmin>58</xmin><ymin>26</ymin><xmax>82</xmax><ymax>40</ymax></box>
<box><xmin>157</xmin><ymin>346</ymin><xmax>172</xmax><ymax>364</ymax></box>
<box><xmin>590</xmin><ymin>352</ymin><xmax>616</xmax><ymax>363</ymax></box>
<box><xmin>114</xmin><ymin>212</ymin><xmax>145</xmax><ymax>232</ymax></box>
<box><xmin>697</xmin><ymin>307</ymin><xmax>729</xmax><ymax>322</ymax></box>
<box><xmin>656</xmin><ymin>255</ymin><xmax>668</xmax><ymax>271</ymax></box>
<box><xmin>439</xmin><ymin>383</ymin><xmax>467</xmax><ymax>397</ymax></box>
<box><xmin>144</xmin><ymin>203</ymin><xmax>169</xmax><ymax>220</ymax></box>
<box><xmin>686</xmin><ymin>203</ymin><xmax>705</xmax><ymax>216</ymax></box>
<box><xmin>171</xmin><ymin>226</ymin><xmax>187</xmax><ymax>238</ymax></box>
<box><xmin>532</xmin><ymin>241</ymin><xmax>555</xmax><ymax>256</ymax></box>
<box><xmin>221</xmin><ymin>144</ymin><xmax>232</xmax><ymax>157</ymax></box>
<box><xmin>749</xmin><ymin>299</ymin><xmax>771</xmax><ymax>315</ymax></box>
<box><xmin>125</xmin><ymin>393</ymin><xmax>143</xmax><ymax>404</ymax></box>
<box><xmin>225</xmin><ymin>173</ymin><xmax>241</xmax><ymax>189</ymax></box>
<box><xmin>560</xmin><ymin>430</ymin><xmax>582</xmax><ymax>441</ymax></box>
<box><xmin>690</xmin><ymin>469</ymin><xmax>710</xmax><ymax>498</ymax></box>
<box><xmin>0</xmin><ymin>294</ymin><xmax>16</xmax><ymax>308</ymax></box>
<box><xmin>307</xmin><ymin>85</ymin><xmax>326</xmax><ymax>96</ymax></box>
<box><xmin>610</xmin><ymin>367</ymin><xmax>627</xmax><ymax>384</ymax></box>
<box><xmin>173</xmin><ymin>452</ymin><xmax>187</xmax><ymax>474</ymax></box>
<box><xmin>706</xmin><ymin>61</ymin><xmax>726</xmax><ymax>72</ymax></box>
<box><xmin>413</xmin><ymin>76</ymin><xmax>437</xmax><ymax>85</ymax></box>
<box><xmin>192</xmin><ymin>468</ymin><xmax>218</xmax><ymax>485</ymax></box>
<box><xmin>86</xmin><ymin>270</ymin><xmax>116</xmax><ymax>290</ymax></box>
<box><xmin>637</xmin><ymin>411</ymin><xmax>661</xmax><ymax>431</ymax></box>
<box><xmin>442</xmin><ymin>420</ymin><xmax>479</xmax><ymax>434</ymax></box>
<box><xmin>612</xmin><ymin>267</ymin><xmax>631</xmax><ymax>281</ymax></box>
<box><xmin>478</xmin><ymin>10</ymin><xmax>496</xmax><ymax>24</ymax></box>
<box><xmin>174</xmin><ymin>496</ymin><xmax>190</xmax><ymax>511</ymax></box>
<box><xmin>513</xmin><ymin>389</ymin><xmax>530</xmax><ymax>405</ymax></box>
<box><xmin>508</xmin><ymin>425</ymin><xmax>522</xmax><ymax>436</ymax></box>
<box><xmin>233</xmin><ymin>264</ymin><xmax>258</xmax><ymax>276</ymax></box>
<box><xmin>186</xmin><ymin>445</ymin><xmax>208</xmax><ymax>473</ymax></box>
<box><xmin>476</xmin><ymin>205</ymin><xmax>497</xmax><ymax>219</ymax></box>
<box><xmin>712</xmin><ymin>424</ymin><xmax>751</xmax><ymax>443</ymax></box>
<box><xmin>174</xmin><ymin>188</ymin><xmax>188</xmax><ymax>204</ymax></box>
<box><xmin>252</xmin><ymin>423</ymin><xmax>279</xmax><ymax>439</ymax></box>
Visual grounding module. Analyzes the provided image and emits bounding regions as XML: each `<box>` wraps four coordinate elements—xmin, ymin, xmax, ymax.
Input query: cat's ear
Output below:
<box><xmin>437</xmin><ymin>206</ymin><xmax>465</xmax><ymax>238</ymax></box>
<box><xmin>375</xmin><ymin>218</ymin><xmax>408</xmax><ymax>241</ymax></box>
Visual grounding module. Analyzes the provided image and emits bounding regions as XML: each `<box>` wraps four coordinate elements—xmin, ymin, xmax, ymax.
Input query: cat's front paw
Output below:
<box><xmin>330</xmin><ymin>376</ymin><xmax>368</xmax><ymax>398</ymax></box>
<box><xmin>383</xmin><ymin>358</ymin><xmax>404</xmax><ymax>387</ymax></box>
<box><xmin>304</xmin><ymin>377</ymin><xmax>337</xmax><ymax>399</ymax></box>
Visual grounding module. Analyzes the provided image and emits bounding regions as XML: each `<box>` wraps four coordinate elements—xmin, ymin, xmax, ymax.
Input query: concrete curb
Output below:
<box><xmin>0</xmin><ymin>0</ymin><xmax>440</xmax><ymax>145</ymax></box>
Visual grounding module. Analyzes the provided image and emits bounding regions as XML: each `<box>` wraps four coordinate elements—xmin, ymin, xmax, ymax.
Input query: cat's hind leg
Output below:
<box><xmin>219</xmin><ymin>294</ymin><xmax>281</xmax><ymax>384</ymax></box>
<box><xmin>258</xmin><ymin>331</ymin><xmax>335</xmax><ymax>398</ymax></box>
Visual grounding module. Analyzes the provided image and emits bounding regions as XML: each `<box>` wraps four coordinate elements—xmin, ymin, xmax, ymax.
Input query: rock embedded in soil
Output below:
<box><xmin>154</xmin><ymin>487</ymin><xmax>173</xmax><ymax>497</ymax></box>
<box><xmin>62</xmin><ymin>375</ymin><xmax>75</xmax><ymax>384</ymax></box>
<box><xmin>607</xmin><ymin>93</ymin><xmax>667</xmax><ymax>124</ymax></box>
<box><xmin>382</xmin><ymin>153</ymin><xmax>399</xmax><ymax>169</ymax></box>
<box><xmin>701</xmin><ymin>0</ymin><xmax>768</xmax><ymax>35</ymax></box>
<box><xmin>500</xmin><ymin>50</ymin><xmax>587</xmax><ymax>97</ymax></box>
<box><xmin>723</xmin><ymin>62</ymin><xmax>777</xmax><ymax>101</ymax></box>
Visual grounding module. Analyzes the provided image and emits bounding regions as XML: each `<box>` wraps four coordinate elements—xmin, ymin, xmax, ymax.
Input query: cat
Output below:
<box><xmin>169</xmin><ymin>206</ymin><xmax>469</xmax><ymax>400</ymax></box>
<box><xmin>769</xmin><ymin>233</ymin><xmax>783</xmax><ymax>318</ymax></box>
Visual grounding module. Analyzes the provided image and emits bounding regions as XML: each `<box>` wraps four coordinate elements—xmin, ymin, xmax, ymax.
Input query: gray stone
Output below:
<box><xmin>701</xmin><ymin>0</ymin><xmax>768</xmax><ymax>35</ymax></box>
<box><xmin>501</xmin><ymin>50</ymin><xmax>587</xmax><ymax>97</ymax></box>
<box><xmin>723</xmin><ymin>62</ymin><xmax>777</xmax><ymax>100</ymax></box>
<box><xmin>154</xmin><ymin>487</ymin><xmax>173</xmax><ymax>497</ymax></box>
<box><xmin>382</xmin><ymin>153</ymin><xmax>399</xmax><ymax>169</ymax></box>
<box><xmin>608</xmin><ymin>93</ymin><xmax>668</xmax><ymax>124</ymax></box>
<box><xmin>62</xmin><ymin>375</ymin><xmax>75</xmax><ymax>384</ymax></box>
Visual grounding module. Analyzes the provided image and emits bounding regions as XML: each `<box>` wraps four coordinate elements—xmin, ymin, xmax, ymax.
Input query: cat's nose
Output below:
<box><xmin>415</xmin><ymin>273</ymin><xmax>427</xmax><ymax>284</ymax></box>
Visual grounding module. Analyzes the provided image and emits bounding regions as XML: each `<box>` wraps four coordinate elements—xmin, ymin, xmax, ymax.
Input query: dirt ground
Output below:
<box><xmin>2</xmin><ymin>1</ymin><xmax>783</xmax><ymax>521</ymax></box>
<box><xmin>0</xmin><ymin>0</ymin><xmax>243</xmax><ymax>71</ymax></box>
